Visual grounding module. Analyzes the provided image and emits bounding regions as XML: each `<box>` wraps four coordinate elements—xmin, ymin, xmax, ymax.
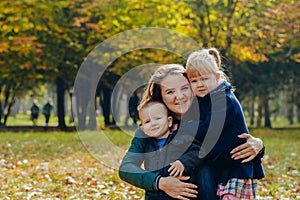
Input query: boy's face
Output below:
<box><xmin>140</xmin><ymin>103</ymin><xmax>173</xmax><ymax>139</ymax></box>
<box><xmin>189</xmin><ymin>72</ymin><xmax>220</xmax><ymax>97</ymax></box>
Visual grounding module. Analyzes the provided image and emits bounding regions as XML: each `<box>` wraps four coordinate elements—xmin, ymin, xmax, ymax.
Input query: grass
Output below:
<box><xmin>8</xmin><ymin>113</ymin><xmax>300</xmax><ymax>129</ymax></box>
<box><xmin>251</xmin><ymin>129</ymin><xmax>300</xmax><ymax>199</ymax></box>
<box><xmin>5</xmin><ymin>113</ymin><xmax>107</xmax><ymax>127</ymax></box>
<box><xmin>0</xmin><ymin>129</ymin><xmax>299</xmax><ymax>199</ymax></box>
<box><xmin>246</xmin><ymin>116</ymin><xmax>300</xmax><ymax>129</ymax></box>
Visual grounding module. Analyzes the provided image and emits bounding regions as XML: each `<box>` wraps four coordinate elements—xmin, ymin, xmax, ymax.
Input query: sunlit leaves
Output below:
<box><xmin>0</xmin><ymin>0</ymin><xmax>298</xmax><ymax>127</ymax></box>
<box><xmin>248</xmin><ymin>0</ymin><xmax>300</xmax><ymax>62</ymax></box>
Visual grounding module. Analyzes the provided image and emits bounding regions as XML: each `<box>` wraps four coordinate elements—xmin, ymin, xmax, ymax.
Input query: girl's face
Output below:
<box><xmin>160</xmin><ymin>74</ymin><xmax>193</xmax><ymax>118</ymax></box>
<box><xmin>189</xmin><ymin>72</ymin><xmax>220</xmax><ymax>98</ymax></box>
<box><xmin>140</xmin><ymin>103</ymin><xmax>172</xmax><ymax>139</ymax></box>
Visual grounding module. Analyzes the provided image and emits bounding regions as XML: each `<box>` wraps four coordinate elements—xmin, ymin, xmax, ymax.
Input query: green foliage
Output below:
<box><xmin>0</xmin><ymin>0</ymin><xmax>299</xmax><ymax>128</ymax></box>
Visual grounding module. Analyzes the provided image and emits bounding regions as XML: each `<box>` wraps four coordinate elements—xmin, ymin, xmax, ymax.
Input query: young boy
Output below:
<box><xmin>123</xmin><ymin>100</ymin><xmax>200</xmax><ymax>199</ymax></box>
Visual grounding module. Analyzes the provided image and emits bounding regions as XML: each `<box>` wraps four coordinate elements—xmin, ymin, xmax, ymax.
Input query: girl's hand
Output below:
<box><xmin>230</xmin><ymin>133</ymin><xmax>263</xmax><ymax>163</ymax></box>
<box><xmin>168</xmin><ymin>160</ymin><xmax>185</xmax><ymax>177</ymax></box>
<box><xmin>158</xmin><ymin>176</ymin><xmax>198</xmax><ymax>200</ymax></box>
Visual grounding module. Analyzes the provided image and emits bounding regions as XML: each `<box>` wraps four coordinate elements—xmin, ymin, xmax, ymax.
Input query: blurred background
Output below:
<box><xmin>0</xmin><ymin>0</ymin><xmax>299</xmax><ymax>130</ymax></box>
<box><xmin>0</xmin><ymin>1</ymin><xmax>299</xmax><ymax>199</ymax></box>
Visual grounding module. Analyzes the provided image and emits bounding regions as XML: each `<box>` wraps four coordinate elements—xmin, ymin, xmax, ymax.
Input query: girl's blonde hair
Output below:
<box><xmin>138</xmin><ymin>64</ymin><xmax>188</xmax><ymax>111</ymax></box>
<box><xmin>186</xmin><ymin>48</ymin><xmax>230</xmax><ymax>83</ymax></box>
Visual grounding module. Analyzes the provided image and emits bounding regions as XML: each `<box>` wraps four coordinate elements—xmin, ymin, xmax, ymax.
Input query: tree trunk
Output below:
<box><xmin>263</xmin><ymin>96</ymin><xmax>271</xmax><ymax>128</ymax></box>
<box><xmin>69</xmin><ymin>91</ymin><xmax>74</xmax><ymax>123</ymax></box>
<box><xmin>56</xmin><ymin>77</ymin><xmax>66</xmax><ymax>130</ymax></box>
<box><xmin>3</xmin><ymin>96</ymin><xmax>15</xmax><ymax>126</ymax></box>
<box><xmin>87</xmin><ymin>97</ymin><xmax>96</xmax><ymax>130</ymax></box>
<box><xmin>256</xmin><ymin>97</ymin><xmax>263</xmax><ymax>128</ymax></box>
<box><xmin>273</xmin><ymin>96</ymin><xmax>279</xmax><ymax>122</ymax></box>
<box><xmin>297</xmin><ymin>104</ymin><xmax>300</xmax><ymax>123</ymax></box>
<box><xmin>250</xmin><ymin>96</ymin><xmax>255</xmax><ymax>126</ymax></box>
<box><xmin>100</xmin><ymin>85</ymin><xmax>112</xmax><ymax>126</ymax></box>
<box><xmin>0</xmin><ymin>87</ymin><xmax>3</xmax><ymax>125</ymax></box>
<box><xmin>77</xmin><ymin>100</ymin><xmax>87</xmax><ymax>130</ymax></box>
<box><xmin>74</xmin><ymin>81</ymin><xmax>90</xmax><ymax>130</ymax></box>
<box><xmin>0</xmin><ymin>84</ymin><xmax>15</xmax><ymax>126</ymax></box>
<box><xmin>287</xmin><ymin>103</ymin><xmax>294</xmax><ymax>125</ymax></box>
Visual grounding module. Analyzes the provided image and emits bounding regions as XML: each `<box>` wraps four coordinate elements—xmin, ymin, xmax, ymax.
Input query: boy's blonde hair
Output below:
<box><xmin>138</xmin><ymin>100</ymin><xmax>169</xmax><ymax>120</ymax></box>
<box><xmin>186</xmin><ymin>48</ymin><xmax>230</xmax><ymax>83</ymax></box>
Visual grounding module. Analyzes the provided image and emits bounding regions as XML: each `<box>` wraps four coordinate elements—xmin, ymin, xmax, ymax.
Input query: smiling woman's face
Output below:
<box><xmin>160</xmin><ymin>74</ymin><xmax>193</xmax><ymax>118</ymax></box>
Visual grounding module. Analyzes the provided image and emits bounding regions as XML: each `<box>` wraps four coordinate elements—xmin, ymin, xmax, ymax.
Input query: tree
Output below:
<box><xmin>1</xmin><ymin>0</ymin><xmax>298</xmax><ymax>129</ymax></box>
<box><xmin>0</xmin><ymin>1</ymin><xmax>48</xmax><ymax>125</ymax></box>
<box><xmin>72</xmin><ymin>0</ymin><xmax>197</xmax><ymax>128</ymax></box>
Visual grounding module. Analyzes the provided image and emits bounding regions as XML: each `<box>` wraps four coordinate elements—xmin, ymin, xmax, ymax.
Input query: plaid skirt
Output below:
<box><xmin>217</xmin><ymin>178</ymin><xmax>257</xmax><ymax>199</ymax></box>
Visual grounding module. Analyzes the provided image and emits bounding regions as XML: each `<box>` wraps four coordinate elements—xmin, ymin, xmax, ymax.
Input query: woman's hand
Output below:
<box><xmin>230</xmin><ymin>133</ymin><xmax>263</xmax><ymax>163</ymax></box>
<box><xmin>158</xmin><ymin>176</ymin><xmax>198</xmax><ymax>200</ymax></box>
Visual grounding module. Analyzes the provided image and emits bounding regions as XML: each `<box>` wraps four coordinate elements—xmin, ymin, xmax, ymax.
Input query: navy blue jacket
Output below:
<box><xmin>180</xmin><ymin>81</ymin><xmax>265</xmax><ymax>183</ymax></box>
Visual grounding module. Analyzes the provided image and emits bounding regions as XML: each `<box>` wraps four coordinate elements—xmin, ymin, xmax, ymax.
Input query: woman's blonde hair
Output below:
<box><xmin>138</xmin><ymin>64</ymin><xmax>188</xmax><ymax>111</ymax></box>
<box><xmin>186</xmin><ymin>48</ymin><xmax>229</xmax><ymax>83</ymax></box>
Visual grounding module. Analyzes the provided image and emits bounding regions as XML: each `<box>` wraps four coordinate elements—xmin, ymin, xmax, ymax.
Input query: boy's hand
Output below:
<box><xmin>168</xmin><ymin>160</ymin><xmax>185</xmax><ymax>177</ymax></box>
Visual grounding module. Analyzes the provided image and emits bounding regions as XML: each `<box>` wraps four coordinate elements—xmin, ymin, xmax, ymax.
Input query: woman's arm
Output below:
<box><xmin>230</xmin><ymin>133</ymin><xmax>264</xmax><ymax>163</ymax></box>
<box><xmin>119</xmin><ymin>128</ymin><xmax>159</xmax><ymax>191</ymax></box>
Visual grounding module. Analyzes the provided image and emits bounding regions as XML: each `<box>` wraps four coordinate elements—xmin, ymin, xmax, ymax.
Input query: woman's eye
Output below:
<box><xmin>182</xmin><ymin>86</ymin><xmax>190</xmax><ymax>90</ymax></box>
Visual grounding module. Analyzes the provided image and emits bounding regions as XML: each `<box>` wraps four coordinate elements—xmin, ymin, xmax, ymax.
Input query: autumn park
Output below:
<box><xmin>0</xmin><ymin>0</ymin><xmax>299</xmax><ymax>199</ymax></box>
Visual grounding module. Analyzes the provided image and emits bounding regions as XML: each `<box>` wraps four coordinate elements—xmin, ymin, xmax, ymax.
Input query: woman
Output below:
<box><xmin>119</xmin><ymin>64</ymin><xmax>264</xmax><ymax>199</ymax></box>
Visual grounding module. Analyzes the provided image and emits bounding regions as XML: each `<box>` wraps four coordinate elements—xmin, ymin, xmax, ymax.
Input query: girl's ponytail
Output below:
<box><xmin>208</xmin><ymin>48</ymin><xmax>221</xmax><ymax>69</ymax></box>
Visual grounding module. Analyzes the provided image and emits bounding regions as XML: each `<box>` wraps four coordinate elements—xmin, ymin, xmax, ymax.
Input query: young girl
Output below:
<box><xmin>184</xmin><ymin>48</ymin><xmax>265</xmax><ymax>199</ymax></box>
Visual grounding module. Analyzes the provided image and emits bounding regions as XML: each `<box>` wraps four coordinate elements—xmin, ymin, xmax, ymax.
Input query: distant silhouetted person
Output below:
<box><xmin>128</xmin><ymin>91</ymin><xmax>140</xmax><ymax>125</ymax></box>
<box><xmin>30</xmin><ymin>99</ymin><xmax>40</xmax><ymax>126</ymax></box>
<box><xmin>42</xmin><ymin>99</ymin><xmax>53</xmax><ymax>127</ymax></box>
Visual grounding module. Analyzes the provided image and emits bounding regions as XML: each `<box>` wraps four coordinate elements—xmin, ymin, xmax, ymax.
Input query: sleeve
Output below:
<box><xmin>118</xmin><ymin>127</ymin><xmax>160</xmax><ymax>191</ymax></box>
<box><xmin>205</xmin><ymin>94</ymin><xmax>265</xmax><ymax>167</ymax></box>
<box><xmin>175</xmin><ymin>124</ymin><xmax>205</xmax><ymax>172</ymax></box>
<box><xmin>175</xmin><ymin>99</ymin><xmax>214</xmax><ymax>171</ymax></box>
<box><xmin>204</xmin><ymin>95</ymin><xmax>244</xmax><ymax>167</ymax></box>
<box><xmin>178</xmin><ymin>144</ymin><xmax>204</xmax><ymax>172</ymax></box>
